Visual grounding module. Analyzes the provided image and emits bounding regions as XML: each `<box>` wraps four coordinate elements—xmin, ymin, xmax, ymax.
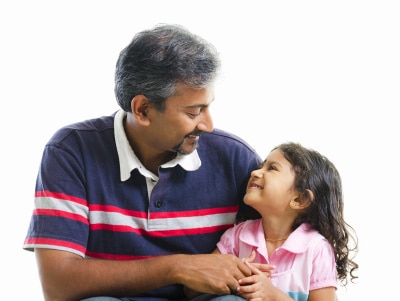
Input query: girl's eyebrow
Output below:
<box><xmin>263</xmin><ymin>159</ymin><xmax>283</xmax><ymax>168</ymax></box>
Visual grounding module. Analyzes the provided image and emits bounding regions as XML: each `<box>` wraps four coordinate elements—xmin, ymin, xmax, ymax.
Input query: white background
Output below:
<box><xmin>1</xmin><ymin>1</ymin><xmax>399</xmax><ymax>300</ymax></box>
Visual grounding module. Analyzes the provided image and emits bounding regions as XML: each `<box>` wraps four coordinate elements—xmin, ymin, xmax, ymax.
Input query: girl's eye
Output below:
<box><xmin>268</xmin><ymin>165</ymin><xmax>277</xmax><ymax>171</ymax></box>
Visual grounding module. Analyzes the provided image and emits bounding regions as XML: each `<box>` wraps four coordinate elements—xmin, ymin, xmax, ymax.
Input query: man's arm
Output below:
<box><xmin>35</xmin><ymin>248</ymin><xmax>251</xmax><ymax>301</ymax></box>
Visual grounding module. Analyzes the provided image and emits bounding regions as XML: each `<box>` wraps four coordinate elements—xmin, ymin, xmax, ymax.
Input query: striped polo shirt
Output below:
<box><xmin>23</xmin><ymin>109</ymin><xmax>261</xmax><ymax>300</ymax></box>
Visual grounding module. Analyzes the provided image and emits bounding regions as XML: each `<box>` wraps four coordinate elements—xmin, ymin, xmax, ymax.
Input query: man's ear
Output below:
<box><xmin>131</xmin><ymin>95</ymin><xmax>151</xmax><ymax>125</ymax></box>
<box><xmin>290</xmin><ymin>189</ymin><xmax>314</xmax><ymax>210</ymax></box>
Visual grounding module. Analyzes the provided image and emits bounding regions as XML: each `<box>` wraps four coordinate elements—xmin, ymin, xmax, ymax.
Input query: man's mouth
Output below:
<box><xmin>185</xmin><ymin>135</ymin><xmax>200</xmax><ymax>142</ymax></box>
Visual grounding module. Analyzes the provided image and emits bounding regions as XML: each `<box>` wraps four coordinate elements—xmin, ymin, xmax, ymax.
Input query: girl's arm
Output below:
<box><xmin>239</xmin><ymin>262</ymin><xmax>337</xmax><ymax>301</ymax></box>
<box><xmin>308</xmin><ymin>287</ymin><xmax>337</xmax><ymax>301</ymax></box>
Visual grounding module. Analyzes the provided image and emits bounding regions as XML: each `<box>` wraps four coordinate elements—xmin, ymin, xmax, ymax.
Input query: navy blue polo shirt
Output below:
<box><xmin>24</xmin><ymin>110</ymin><xmax>261</xmax><ymax>300</ymax></box>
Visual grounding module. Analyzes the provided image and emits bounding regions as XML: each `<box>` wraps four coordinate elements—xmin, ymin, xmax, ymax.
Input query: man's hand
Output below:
<box><xmin>174</xmin><ymin>253</ymin><xmax>252</xmax><ymax>296</ymax></box>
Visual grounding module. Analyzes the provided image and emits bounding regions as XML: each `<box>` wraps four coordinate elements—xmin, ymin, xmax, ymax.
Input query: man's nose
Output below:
<box><xmin>197</xmin><ymin>109</ymin><xmax>213</xmax><ymax>133</ymax></box>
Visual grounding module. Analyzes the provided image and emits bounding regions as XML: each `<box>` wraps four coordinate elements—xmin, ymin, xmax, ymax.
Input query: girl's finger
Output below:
<box><xmin>244</xmin><ymin>260</ymin><xmax>263</xmax><ymax>275</ymax></box>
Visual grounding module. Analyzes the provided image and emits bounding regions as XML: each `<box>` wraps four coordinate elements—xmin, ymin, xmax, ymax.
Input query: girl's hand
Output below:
<box><xmin>242</xmin><ymin>251</ymin><xmax>275</xmax><ymax>278</ymax></box>
<box><xmin>238</xmin><ymin>261</ymin><xmax>289</xmax><ymax>301</ymax></box>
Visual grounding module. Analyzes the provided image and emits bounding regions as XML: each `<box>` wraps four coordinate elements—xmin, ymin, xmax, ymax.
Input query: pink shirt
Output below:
<box><xmin>217</xmin><ymin>221</ymin><xmax>338</xmax><ymax>300</ymax></box>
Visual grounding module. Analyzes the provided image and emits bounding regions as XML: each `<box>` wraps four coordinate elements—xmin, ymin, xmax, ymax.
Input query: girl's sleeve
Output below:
<box><xmin>310</xmin><ymin>238</ymin><xmax>338</xmax><ymax>290</ymax></box>
<box><xmin>216</xmin><ymin>223</ymin><xmax>243</xmax><ymax>256</ymax></box>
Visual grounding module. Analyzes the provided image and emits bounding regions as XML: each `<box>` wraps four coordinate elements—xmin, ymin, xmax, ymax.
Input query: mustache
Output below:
<box><xmin>185</xmin><ymin>130</ymin><xmax>203</xmax><ymax>137</ymax></box>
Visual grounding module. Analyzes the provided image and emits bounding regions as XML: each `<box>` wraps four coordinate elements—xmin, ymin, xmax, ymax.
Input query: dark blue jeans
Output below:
<box><xmin>81</xmin><ymin>295</ymin><xmax>245</xmax><ymax>301</ymax></box>
<box><xmin>190</xmin><ymin>294</ymin><xmax>245</xmax><ymax>301</ymax></box>
<box><xmin>81</xmin><ymin>297</ymin><xmax>131</xmax><ymax>301</ymax></box>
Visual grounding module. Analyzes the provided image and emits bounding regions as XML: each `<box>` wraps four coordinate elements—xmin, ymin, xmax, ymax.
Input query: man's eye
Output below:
<box><xmin>188</xmin><ymin>111</ymin><xmax>201</xmax><ymax>118</ymax></box>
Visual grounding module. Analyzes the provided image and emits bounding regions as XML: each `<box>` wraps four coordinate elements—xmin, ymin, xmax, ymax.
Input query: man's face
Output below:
<box><xmin>146</xmin><ymin>85</ymin><xmax>215</xmax><ymax>155</ymax></box>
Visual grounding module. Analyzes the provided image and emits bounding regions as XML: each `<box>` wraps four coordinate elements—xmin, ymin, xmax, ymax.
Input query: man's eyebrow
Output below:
<box><xmin>183</xmin><ymin>104</ymin><xmax>209</xmax><ymax>109</ymax></box>
<box><xmin>183</xmin><ymin>98</ymin><xmax>214</xmax><ymax>109</ymax></box>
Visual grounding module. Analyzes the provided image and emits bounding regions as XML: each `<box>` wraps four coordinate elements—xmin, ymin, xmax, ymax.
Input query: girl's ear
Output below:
<box><xmin>305</xmin><ymin>189</ymin><xmax>314</xmax><ymax>203</ymax></box>
<box><xmin>290</xmin><ymin>189</ymin><xmax>314</xmax><ymax>210</ymax></box>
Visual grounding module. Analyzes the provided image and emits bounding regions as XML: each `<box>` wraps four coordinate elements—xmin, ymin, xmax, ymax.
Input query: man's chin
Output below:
<box><xmin>176</xmin><ymin>142</ymin><xmax>199</xmax><ymax>155</ymax></box>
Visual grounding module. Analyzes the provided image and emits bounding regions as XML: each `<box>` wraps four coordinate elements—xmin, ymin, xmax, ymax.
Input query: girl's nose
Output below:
<box><xmin>251</xmin><ymin>168</ymin><xmax>263</xmax><ymax>178</ymax></box>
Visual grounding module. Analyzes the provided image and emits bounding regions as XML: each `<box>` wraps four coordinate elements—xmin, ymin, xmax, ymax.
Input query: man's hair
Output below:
<box><xmin>115</xmin><ymin>24</ymin><xmax>220</xmax><ymax>112</ymax></box>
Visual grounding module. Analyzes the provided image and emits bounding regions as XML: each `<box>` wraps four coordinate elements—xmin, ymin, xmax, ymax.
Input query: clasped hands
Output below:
<box><xmin>182</xmin><ymin>251</ymin><xmax>275</xmax><ymax>299</ymax></box>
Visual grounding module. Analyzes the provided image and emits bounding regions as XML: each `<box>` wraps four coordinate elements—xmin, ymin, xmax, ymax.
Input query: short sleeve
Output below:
<box><xmin>309</xmin><ymin>238</ymin><xmax>338</xmax><ymax>290</ymax></box>
<box><xmin>216</xmin><ymin>223</ymin><xmax>244</xmax><ymax>256</ymax></box>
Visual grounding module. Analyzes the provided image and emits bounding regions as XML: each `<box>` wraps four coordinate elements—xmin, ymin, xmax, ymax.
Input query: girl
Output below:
<box><xmin>212</xmin><ymin>142</ymin><xmax>358</xmax><ymax>301</ymax></box>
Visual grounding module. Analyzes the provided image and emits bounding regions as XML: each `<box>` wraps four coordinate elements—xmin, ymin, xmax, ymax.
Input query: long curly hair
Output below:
<box><xmin>276</xmin><ymin>142</ymin><xmax>359</xmax><ymax>285</ymax></box>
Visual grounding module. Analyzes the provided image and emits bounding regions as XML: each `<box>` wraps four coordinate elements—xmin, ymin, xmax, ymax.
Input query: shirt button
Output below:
<box><xmin>155</xmin><ymin>200</ymin><xmax>163</xmax><ymax>208</ymax></box>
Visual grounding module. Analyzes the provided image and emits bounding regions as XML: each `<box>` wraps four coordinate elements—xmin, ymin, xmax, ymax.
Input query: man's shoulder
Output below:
<box><xmin>48</xmin><ymin>113</ymin><xmax>116</xmax><ymax>146</ymax></box>
<box><xmin>204</xmin><ymin>128</ymin><xmax>255</xmax><ymax>150</ymax></box>
<box><xmin>200</xmin><ymin>129</ymin><xmax>261</xmax><ymax>167</ymax></box>
<box><xmin>63</xmin><ymin>113</ymin><xmax>116</xmax><ymax>131</ymax></box>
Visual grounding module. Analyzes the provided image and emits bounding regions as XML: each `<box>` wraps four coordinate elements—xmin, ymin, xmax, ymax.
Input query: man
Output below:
<box><xmin>24</xmin><ymin>24</ymin><xmax>262</xmax><ymax>301</ymax></box>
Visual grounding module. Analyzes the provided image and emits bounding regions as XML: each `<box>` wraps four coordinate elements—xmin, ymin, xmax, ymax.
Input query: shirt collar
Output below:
<box><xmin>279</xmin><ymin>223</ymin><xmax>323</xmax><ymax>253</ymax></box>
<box><xmin>240</xmin><ymin>221</ymin><xmax>323</xmax><ymax>254</ymax></box>
<box><xmin>114</xmin><ymin>109</ymin><xmax>201</xmax><ymax>181</ymax></box>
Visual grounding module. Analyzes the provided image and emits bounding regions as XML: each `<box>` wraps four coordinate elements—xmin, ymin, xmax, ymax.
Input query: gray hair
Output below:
<box><xmin>115</xmin><ymin>24</ymin><xmax>221</xmax><ymax>112</ymax></box>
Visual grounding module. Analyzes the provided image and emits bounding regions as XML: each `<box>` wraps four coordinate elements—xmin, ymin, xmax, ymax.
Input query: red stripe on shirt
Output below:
<box><xmin>90</xmin><ymin>223</ymin><xmax>232</xmax><ymax>236</ymax></box>
<box><xmin>33</xmin><ymin>208</ymin><xmax>88</xmax><ymax>224</ymax></box>
<box><xmin>24</xmin><ymin>237</ymin><xmax>86</xmax><ymax>253</ymax></box>
<box><xmin>35</xmin><ymin>190</ymin><xmax>88</xmax><ymax>206</ymax></box>
<box><xmin>89</xmin><ymin>204</ymin><xmax>238</xmax><ymax>219</ymax></box>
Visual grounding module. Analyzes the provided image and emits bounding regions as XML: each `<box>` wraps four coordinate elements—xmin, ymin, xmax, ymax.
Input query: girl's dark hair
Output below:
<box><xmin>277</xmin><ymin>142</ymin><xmax>358</xmax><ymax>285</ymax></box>
<box><xmin>115</xmin><ymin>24</ymin><xmax>220</xmax><ymax>112</ymax></box>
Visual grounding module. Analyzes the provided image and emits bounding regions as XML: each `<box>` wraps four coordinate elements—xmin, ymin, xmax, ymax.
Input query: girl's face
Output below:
<box><xmin>243</xmin><ymin>148</ymin><xmax>299</xmax><ymax>216</ymax></box>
